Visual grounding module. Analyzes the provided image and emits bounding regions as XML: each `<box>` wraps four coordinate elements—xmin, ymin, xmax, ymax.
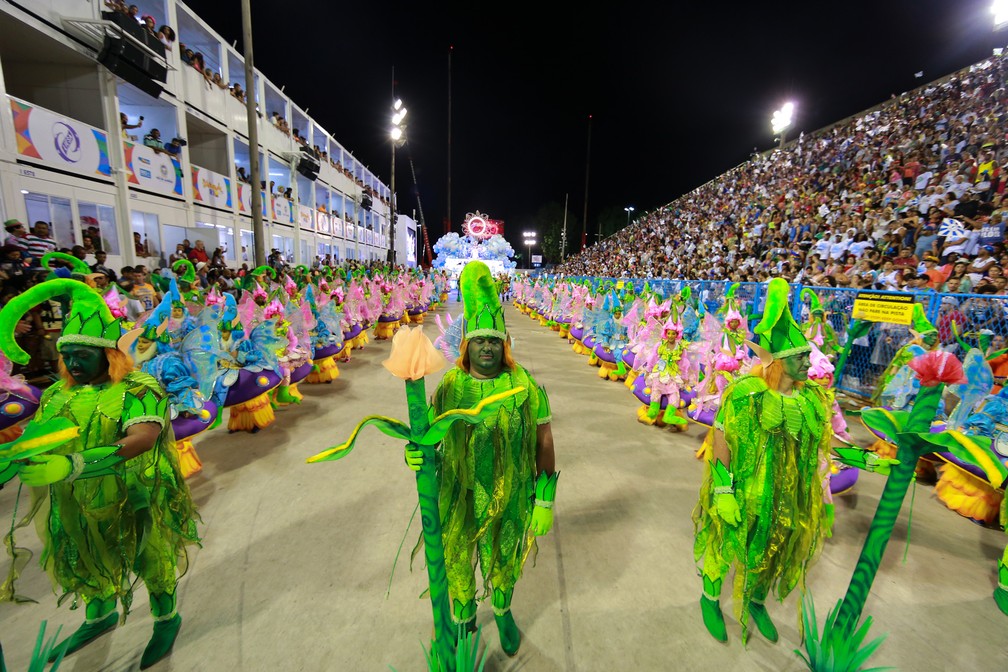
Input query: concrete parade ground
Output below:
<box><xmin>1</xmin><ymin>298</ymin><xmax>1006</xmax><ymax>671</ymax></box>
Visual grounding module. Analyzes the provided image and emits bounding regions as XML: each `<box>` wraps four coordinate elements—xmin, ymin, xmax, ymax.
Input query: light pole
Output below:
<box><xmin>771</xmin><ymin>101</ymin><xmax>794</xmax><ymax>149</ymax></box>
<box><xmin>623</xmin><ymin>205</ymin><xmax>635</xmax><ymax>229</ymax></box>
<box><xmin>523</xmin><ymin>230</ymin><xmax>536</xmax><ymax>268</ymax></box>
<box><xmin>388</xmin><ymin>99</ymin><xmax>407</xmax><ymax>264</ymax></box>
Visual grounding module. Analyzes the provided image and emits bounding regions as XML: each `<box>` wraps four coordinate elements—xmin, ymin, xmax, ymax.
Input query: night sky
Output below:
<box><xmin>185</xmin><ymin>1</ymin><xmax>1003</xmax><ymax>252</ymax></box>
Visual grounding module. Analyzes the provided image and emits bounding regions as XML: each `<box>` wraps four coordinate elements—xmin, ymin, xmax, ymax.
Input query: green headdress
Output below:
<box><xmin>172</xmin><ymin>259</ymin><xmax>197</xmax><ymax>284</ymax></box>
<box><xmin>460</xmin><ymin>261</ymin><xmax>506</xmax><ymax>340</ymax></box>
<box><xmin>41</xmin><ymin>251</ymin><xmax>91</xmax><ymax>277</ymax></box>
<box><xmin>753</xmin><ymin>278</ymin><xmax>809</xmax><ymax>359</ymax></box>
<box><xmin>911</xmin><ymin>303</ymin><xmax>937</xmax><ymax>337</ymax></box>
<box><xmin>800</xmin><ymin>287</ymin><xmax>824</xmax><ymax>316</ymax></box>
<box><xmin>0</xmin><ymin>279</ymin><xmax>124</xmax><ymax>364</ymax></box>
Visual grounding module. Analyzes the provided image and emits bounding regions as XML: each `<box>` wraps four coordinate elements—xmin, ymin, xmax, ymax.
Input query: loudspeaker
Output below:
<box><xmin>99</xmin><ymin>35</ymin><xmax>167</xmax><ymax>82</ymax></box>
<box><xmin>361</xmin><ymin>193</ymin><xmax>373</xmax><ymax>211</ymax></box>
<box><xmin>98</xmin><ymin>45</ymin><xmax>164</xmax><ymax>98</ymax></box>
<box><xmin>101</xmin><ymin>12</ymin><xmax>166</xmax><ymax>59</ymax></box>
<box><xmin>296</xmin><ymin>154</ymin><xmax>320</xmax><ymax>181</ymax></box>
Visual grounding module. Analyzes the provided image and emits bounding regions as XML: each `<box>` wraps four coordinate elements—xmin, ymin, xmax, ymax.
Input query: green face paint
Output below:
<box><xmin>780</xmin><ymin>352</ymin><xmax>811</xmax><ymax>382</ymax></box>
<box><xmin>60</xmin><ymin>344</ymin><xmax>109</xmax><ymax>385</ymax></box>
<box><xmin>468</xmin><ymin>337</ymin><xmax>503</xmax><ymax>379</ymax></box>
<box><xmin>922</xmin><ymin>332</ymin><xmax>938</xmax><ymax>347</ymax></box>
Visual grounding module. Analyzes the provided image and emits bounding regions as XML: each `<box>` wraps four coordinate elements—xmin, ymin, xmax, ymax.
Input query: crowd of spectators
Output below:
<box><xmin>557</xmin><ymin>55</ymin><xmax>1008</xmax><ymax>302</ymax></box>
<box><xmin>103</xmin><ymin>1</ymin><xmax>175</xmax><ymax>47</ymax></box>
<box><xmin>0</xmin><ymin>215</ymin><xmax>391</xmax><ymax>379</ymax></box>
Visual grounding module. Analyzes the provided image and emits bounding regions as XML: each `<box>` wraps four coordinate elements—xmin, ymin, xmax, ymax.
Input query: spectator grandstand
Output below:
<box><xmin>557</xmin><ymin>54</ymin><xmax>1008</xmax><ymax>297</ymax></box>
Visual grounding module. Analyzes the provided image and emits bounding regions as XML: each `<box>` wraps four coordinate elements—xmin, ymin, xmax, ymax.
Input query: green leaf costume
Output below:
<box><xmin>3</xmin><ymin>371</ymin><xmax>200</xmax><ymax>616</ymax></box>
<box><xmin>693</xmin><ymin>374</ymin><xmax>832</xmax><ymax>638</ymax></box>
<box><xmin>434</xmin><ymin>365</ymin><xmax>551</xmax><ymax>606</ymax></box>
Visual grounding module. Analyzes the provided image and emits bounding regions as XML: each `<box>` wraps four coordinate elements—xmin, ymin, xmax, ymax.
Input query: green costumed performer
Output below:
<box><xmin>693</xmin><ymin>278</ymin><xmax>849</xmax><ymax>643</ymax></box>
<box><xmin>423</xmin><ymin>261</ymin><xmax>557</xmax><ymax>657</ymax></box>
<box><xmin>0</xmin><ymin>279</ymin><xmax>201</xmax><ymax>669</ymax></box>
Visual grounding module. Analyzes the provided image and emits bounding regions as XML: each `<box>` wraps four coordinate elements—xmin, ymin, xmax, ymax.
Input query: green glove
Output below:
<box><xmin>530</xmin><ymin>471</ymin><xmax>560</xmax><ymax>536</ymax></box>
<box><xmin>824</xmin><ymin>502</ymin><xmax>835</xmax><ymax>536</ymax></box>
<box><xmin>530</xmin><ymin>505</ymin><xmax>553</xmax><ymax>536</ymax></box>
<box><xmin>713</xmin><ymin>493</ymin><xmax>741</xmax><ymax>525</ymax></box>
<box><xmin>19</xmin><ymin>454</ymin><xmax>72</xmax><ymax>486</ymax></box>
<box><xmin>404</xmin><ymin>443</ymin><xmax>423</xmax><ymax>471</ymax></box>
<box><xmin>710</xmin><ymin>459</ymin><xmax>740</xmax><ymax>525</ymax></box>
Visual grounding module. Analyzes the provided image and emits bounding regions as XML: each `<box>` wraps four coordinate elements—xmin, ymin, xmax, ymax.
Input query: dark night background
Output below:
<box><xmin>185</xmin><ymin>1</ymin><xmax>1004</xmax><ymax>260</ymax></box>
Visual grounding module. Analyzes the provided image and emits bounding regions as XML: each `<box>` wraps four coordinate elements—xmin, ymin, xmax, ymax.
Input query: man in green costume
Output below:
<box><xmin>0</xmin><ymin>279</ymin><xmax>200</xmax><ymax>669</ymax></box>
<box><xmin>407</xmin><ymin>261</ymin><xmax>557</xmax><ymax>656</ymax></box>
<box><xmin>693</xmin><ymin>277</ymin><xmax>833</xmax><ymax>644</ymax></box>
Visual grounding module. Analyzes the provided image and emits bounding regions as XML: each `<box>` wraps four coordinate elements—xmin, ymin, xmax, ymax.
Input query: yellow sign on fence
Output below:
<box><xmin>851</xmin><ymin>291</ymin><xmax>915</xmax><ymax>325</ymax></box>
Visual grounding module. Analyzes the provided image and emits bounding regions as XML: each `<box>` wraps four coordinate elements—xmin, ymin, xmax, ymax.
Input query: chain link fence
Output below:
<box><xmin>545</xmin><ymin>276</ymin><xmax>1008</xmax><ymax>399</ymax></box>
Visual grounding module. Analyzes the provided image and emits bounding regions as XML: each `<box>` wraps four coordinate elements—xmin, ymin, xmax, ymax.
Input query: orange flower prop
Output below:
<box><xmin>382</xmin><ymin>325</ymin><xmax>448</xmax><ymax>382</ymax></box>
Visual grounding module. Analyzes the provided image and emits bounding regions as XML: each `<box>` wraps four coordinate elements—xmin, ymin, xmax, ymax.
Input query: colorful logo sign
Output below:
<box><xmin>462</xmin><ymin>211</ymin><xmax>504</xmax><ymax>240</ymax></box>
<box><xmin>124</xmin><ymin>141</ymin><xmax>182</xmax><ymax>196</ymax></box>
<box><xmin>191</xmin><ymin>166</ymin><xmax>232</xmax><ymax>209</ymax></box>
<box><xmin>10</xmin><ymin>98</ymin><xmax>110</xmax><ymax>177</ymax></box>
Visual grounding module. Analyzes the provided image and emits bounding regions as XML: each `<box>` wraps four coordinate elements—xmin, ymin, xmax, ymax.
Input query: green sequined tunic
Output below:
<box><xmin>434</xmin><ymin>365</ymin><xmax>550</xmax><ymax>601</ymax></box>
<box><xmin>693</xmin><ymin>374</ymin><xmax>831</xmax><ymax>632</ymax></box>
<box><xmin>27</xmin><ymin>371</ymin><xmax>199</xmax><ymax>615</ymax></box>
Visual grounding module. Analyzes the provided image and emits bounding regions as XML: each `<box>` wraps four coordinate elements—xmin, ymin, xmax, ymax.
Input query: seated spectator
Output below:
<box><xmin>157</xmin><ymin>25</ymin><xmax>176</xmax><ymax>46</ymax></box>
<box><xmin>165</xmin><ymin>137</ymin><xmax>183</xmax><ymax>157</ymax></box>
<box><xmin>188</xmin><ymin>239</ymin><xmax>210</xmax><ymax>264</ymax></box>
<box><xmin>3</xmin><ymin>219</ymin><xmax>30</xmax><ymax>256</ymax></box>
<box><xmin>91</xmin><ymin>250</ymin><xmax>117</xmax><ymax>281</ymax></box>
<box><xmin>143</xmin><ymin>128</ymin><xmax>167</xmax><ymax>154</ymax></box>
<box><xmin>212</xmin><ymin>72</ymin><xmax>227</xmax><ymax>89</ymax></box>
<box><xmin>26</xmin><ymin>221</ymin><xmax>56</xmax><ymax>260</ymax></box>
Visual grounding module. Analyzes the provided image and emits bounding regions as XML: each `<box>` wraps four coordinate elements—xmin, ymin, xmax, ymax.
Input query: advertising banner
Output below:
<box><xmin>237</xmin><ymin>184</ymin><xmax>267</xmax><ymax>216</ymax></box>
<box><xmin>329</xmin><ymin>218</ymin><xmax>340</xmax><ymax>237</ymax></box>
<box><xmin>191</xmin><ymin>165</ymin><xmax>232</xmax><ymax>209</ymax></box>
<box><xmin>298</xmin><ymin>206</ymin><xmax>315</xmax><ymax>231</ymax></box>
<box><xmin>124</xmin><ymin>141</ymin><xmax>183</xmax><ymax>196</ymax></box>
<box><xmin>10</xmin><ymin>97</ymin><xmax>111</xmax><ymax>178</ymax></box>
<box><xmin>272</xmin><ymin>196</ymin><xmax>292</xmax><ymax>223</ymax></box>
<box><xmin>315</xmin><ymin>212</ymin><xmax>329</xmax><ymax>234</ymax></box>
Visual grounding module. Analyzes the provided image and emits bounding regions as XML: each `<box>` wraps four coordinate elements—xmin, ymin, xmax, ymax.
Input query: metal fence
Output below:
<box><xmin>541</xmin><ymin>276</ymin><xmax>1008</xmax><ymax>399</ymax></box>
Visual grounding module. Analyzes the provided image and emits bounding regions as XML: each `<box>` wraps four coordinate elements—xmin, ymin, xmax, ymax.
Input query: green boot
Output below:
<box><xmin>140</xmin><ymin>591</ymin><xmax>182</xmax><ymax>669</ymax></box>
<box><xmin>51</xmin><ymin>597</ymin><xmax>118</xmax><ymax>661</ymax></box>
<box><xmin>748</xmin><ymin>596</ymin><xmax>778</xmax><ymax>643</ymax></box>
<box><xmin>492</xmin><ymin>587</ymin><xmax>520</xmax><ymax>657</ymax></box>
<box><xmin>452</xmin><ymin>597</ymin><xmax>477</xmax><ymax>637</ymax></box>
<box><xmin>995</xmin><ymin>556</ymin><xmax>1008</xmax><ymax>617</ymax></box>
<box><xmin>647</xmin><ymin>400</ymin><xmax>661</xmax><ymax>420</ymax></box>
<box><xmin>662</xmin><ymin>405</ymin><xmax>687</xmax><ymax>427</ymax></box>
<box><xmin>699</xmin><ymin>575</ymin><xmax>727</xmax><ymax>643</ymax></box>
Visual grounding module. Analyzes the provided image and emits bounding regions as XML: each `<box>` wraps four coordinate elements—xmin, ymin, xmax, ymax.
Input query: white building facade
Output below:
<box><xmin>0</xmin><ymin>0</ymin><xmax>395</xmax><ymax>271</ymax></box>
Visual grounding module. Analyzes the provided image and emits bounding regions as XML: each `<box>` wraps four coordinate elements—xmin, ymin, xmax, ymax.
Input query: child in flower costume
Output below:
<box><xmin>800</xmin><ymin>288</ymin><xmax>841</xmax><ymax>359</ymax></box>
<box><xmin>0</xmin><ymin>279</ymin><xmax>200</xmax><ymax>669</ymax></box>
<box><xmin>409</xmin><ymin>261</ymin><xmax>557</xmax><ymax>657</ymax></box>
<box><xmin>636</xmin><ymin>307</ymin><xmax>698</xmax><ymax>429</ymax></box>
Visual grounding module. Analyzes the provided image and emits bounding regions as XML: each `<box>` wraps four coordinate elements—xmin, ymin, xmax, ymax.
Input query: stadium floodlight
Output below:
<box><xmin>771</xmin><ymin>101</ymin><xmax>795</xmax><ymax>148</ymax></box>
<box><xmin>388</xmin><ymin>99</ymin><xmax>408</xmax><ymax>263</ymax></box>
<box><xmin>523</xmin><ymin>231</ymin><xmax>537</xmax><ymax>267</ymax></box>
<box><xmin>994</xmin><ymin>0</ymin><xmax>1008</xmax><ymax>30</ymax></box>
<box><xmin>624</xmin><ymin>205</ymin><xmax>635</xmax><ymax>228</ymax></box>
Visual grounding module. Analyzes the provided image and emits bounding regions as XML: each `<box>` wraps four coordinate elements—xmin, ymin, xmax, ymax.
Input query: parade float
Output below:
<box><xmin>432</xmin><ymin>211</ymin><xmax>518</xmax><ymax>277</ymax></box>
